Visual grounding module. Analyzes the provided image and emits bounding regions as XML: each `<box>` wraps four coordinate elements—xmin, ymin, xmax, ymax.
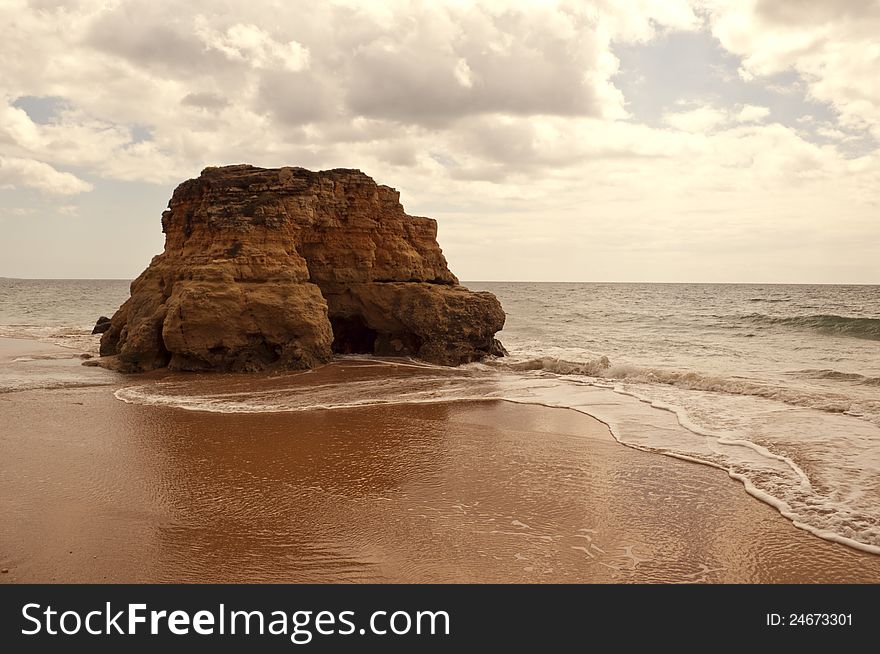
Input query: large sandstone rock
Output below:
<box><xmin>97</xmin><ymin>165</ymin><xmax>505</xmax><ymax>372</ymax></box>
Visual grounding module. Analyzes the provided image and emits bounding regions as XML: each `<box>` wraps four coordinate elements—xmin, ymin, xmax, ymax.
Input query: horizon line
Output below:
<box><xmin>1</xmin><ymin>276</ymin><xmax>878</xmax><ymax>286</ymax></box>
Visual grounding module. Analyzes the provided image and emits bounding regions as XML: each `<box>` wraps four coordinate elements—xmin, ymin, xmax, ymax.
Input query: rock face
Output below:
<box><xmin>97</xmin><ymin>165</ymin><xmax>505</xmax><ymax>372</ymax></box>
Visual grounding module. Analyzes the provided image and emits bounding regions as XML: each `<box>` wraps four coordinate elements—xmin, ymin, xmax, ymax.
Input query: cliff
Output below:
<box><xmin>96</xmin><ymin>165</ymin><xmax>506</xmax><ymax>372</ymax></box>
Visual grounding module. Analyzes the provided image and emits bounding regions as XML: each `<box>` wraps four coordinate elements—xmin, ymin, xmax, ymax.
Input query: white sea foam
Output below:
<box><xmin>0</xmin><ymin>324</ymin><xmax>101</xmax><ymax>353</ymax></box>
<box><xmin>0</xmin><ymin>377</ymin><xmax>114</xmax><ymax>394</ymax></box>
<box><xmin>493</xmin><ymin>356</ymin><xmax>880</xmax><ymax>426</ymax></box>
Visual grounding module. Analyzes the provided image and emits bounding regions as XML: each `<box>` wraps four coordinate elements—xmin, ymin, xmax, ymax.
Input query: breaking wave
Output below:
<box><xmin>495</xmin><ymin>356</ymin><xmax>880</xmax><ymax>424</ymax></box>
<box><xmin>0</xmin><ymin>377</ymin><xmax>115</xmax><ymax>394</ymax></box>
<box><xmin>795</xmin><ymin>368</ymin><xmax>880</xmax><ymax>386</ymax></box>
<box><xmin>0</xmin><ymin>324</ymin><xmax>100</xmax><ymax>352</ymax></box>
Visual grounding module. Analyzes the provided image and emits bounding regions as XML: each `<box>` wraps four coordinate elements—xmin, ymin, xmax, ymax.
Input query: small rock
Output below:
<box><xmin>91</xmin><ymin>316</ymin><xmax>112</xmax><ymax>334</ymax></box>
<box><xmin>1</xmin><ymin>568</ymin><xmax>8</xmax><ymax>573</ymax></box>
<box><xmin>489</xmin><ymin>338</ymin><xmax>509</xmax><ymax>357</ymax></box>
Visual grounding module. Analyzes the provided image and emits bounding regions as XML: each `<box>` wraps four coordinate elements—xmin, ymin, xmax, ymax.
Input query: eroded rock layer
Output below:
<box><xmin>98</xmin><ymin>165</ymin><xmax>505</xmax><ymax>372</ymax></box>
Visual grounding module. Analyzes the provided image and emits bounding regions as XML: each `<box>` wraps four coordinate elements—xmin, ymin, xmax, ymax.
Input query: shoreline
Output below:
<box><xmin>563</xmin><ymin>396</ymin><xmax>880</xmax><ymax>557</ymax></box>
<box><xmin>2</xmin><ymin>337</ymin><xmax>879</xmax><ymax>582</ymax></box>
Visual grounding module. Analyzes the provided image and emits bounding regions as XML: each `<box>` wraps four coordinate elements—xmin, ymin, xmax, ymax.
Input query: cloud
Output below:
<box><xmin>1</xmin><ymin>207</ymin><xmax>35</xmax><ymax>216</ymax></box>
<box><xmin>180</xmin><ymin>92</ymin><xmax>230</xmax><ymax>110</ymax></box>
<box><xmin>0</xmin><ymin>102</ymin><xmax>185</xmax><ymax>184</ymax></box>
<box><xmin>707</xmin><ymin>0</ymin><xmax>880</xmax><ymax>137</ymax></box>
<box><xmin>736</xmin><ymin>104</ymin><xmax>770</xmax><ymax>122</ymax></box>
<box><xmin>0</xmin><ymin>0</ymin><xmax>705</xmax><ymax>184</ymax></box>
<box><xmin>56</xmin><ymin>204</ymin><xmax>80</xmax><ymax>216</ymax></box>
<box><xmin>85</xmin><ymin>3</ymin><xmax>222</xmax><ymax>77</ymax></box>
<box><xmin>663</xmin><ymin>104</ymin><xmax>729</xmax><ymax>132</ymax></box>
<box><xmin>340</xmin><ymin>4</ymin><xmax>626</xmax><ymax>125</ymax></box>
<box><xmin>0</xmin><ymin>156</ymin><xmax>92</xmax><ymax>194</ymax></box>
<box><xmin>193</xmin><ymin>20</ymin><xmax>310</xmax><ymax>72</ymax></box>
<box><xmin>256</xmin><ymin>70</ymin><xmax>334</xmax><ymax>125</ymax></box>
<box><xmin>754</xmin><ymin>0</ymin><xmax>880</xmax><ymax>25</ymax></box>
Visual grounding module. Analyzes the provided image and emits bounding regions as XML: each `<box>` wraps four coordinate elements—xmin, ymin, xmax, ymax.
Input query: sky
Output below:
<box><xmin>1</xmin><ymin>0</ymin><xmax>878</xmax><ymax>283</ymax></box>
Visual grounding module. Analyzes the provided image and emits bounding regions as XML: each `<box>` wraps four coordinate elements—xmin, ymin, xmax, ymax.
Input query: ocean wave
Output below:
<box><xmin>748</xmin><ymin>297</ymin><xmax>790</xmax><ymax>303</ymax></box>
<box><xmin>794</xmin><ymin>369</ymin><xmax>880</xmax><ymax>386</ymax></box>
<box><xmin>115</xmin><ymin>374</ymin><xmax>499</xmax><ymax>413</ymax></box>
<box><xmin>0</xmin><ymin>324</ymin><xmax>100</xmax><ymax>353</ymax></box>
<box><xmin>12</xmin><ymin>353</ymin><xmax>84</xmax><ymax>362</ymax></box>
<box><xmin>740</xmin><ymin>313</ymin><xmax>880</xmax><ymax>341</ymax></box>
<box><xmin>0</xmin><ymin>378</ymin><xmax>115</xmax><ymax>394</ymax></box>
<box><xmin>493</xmin><ymin>356</ymin><xmax>880</xmax><ymax>424</ymax></box>
<box><xmin>506</xmin><ymin>355</ymin><xmax>611</xmax><ymax>376</ymax></box>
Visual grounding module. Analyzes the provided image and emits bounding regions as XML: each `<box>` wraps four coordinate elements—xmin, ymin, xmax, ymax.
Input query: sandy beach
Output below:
<box><xmin>2</xmin><ymin>337</ymin><xmax>878</xmax><ymax>583</ymax></box>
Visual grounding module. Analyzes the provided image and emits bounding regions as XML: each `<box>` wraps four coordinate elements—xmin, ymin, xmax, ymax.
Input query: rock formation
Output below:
<box><xmin>96</xmin><ymin>165</ymin><xmax>505</xmax><ymax>372</ymax></box>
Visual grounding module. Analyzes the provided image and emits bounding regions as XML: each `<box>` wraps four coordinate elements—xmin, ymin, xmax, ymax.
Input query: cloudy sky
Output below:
<box><xmin>1</xmin><ymin>0</ymin><xmax>878</xmax><ymax>282</ymax></box>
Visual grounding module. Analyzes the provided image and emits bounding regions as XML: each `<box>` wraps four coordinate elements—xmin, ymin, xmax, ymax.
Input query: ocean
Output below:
<box><xmin>1</xmin><ymin>278</ymin><xmax>878</xmax><ymax>554</ymax></box>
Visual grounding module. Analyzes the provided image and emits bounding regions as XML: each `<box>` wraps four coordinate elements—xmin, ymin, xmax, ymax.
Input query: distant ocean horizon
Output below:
<box><xmin>2</xmin><ymin>278</ymin><xmax>879</xmax><ymax>554</ymax></box>
<box><xmin>3</xmin><ymin>276</ymin><xmax>879</xmax><ymax>284</ymax></box>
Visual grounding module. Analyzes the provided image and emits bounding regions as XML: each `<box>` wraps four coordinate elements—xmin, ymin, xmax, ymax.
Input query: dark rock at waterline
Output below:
<box><xmin>489</xmin><ymin>338</ymin><xmax>509</xmax><ymax>357</ymax></box>
<box><xmin>92</xmin><ymin>316</ymin><xmax>112</xmax><ymax>334</ymax></box>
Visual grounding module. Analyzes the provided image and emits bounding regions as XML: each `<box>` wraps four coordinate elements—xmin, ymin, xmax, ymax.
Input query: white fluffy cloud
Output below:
<box><xmin>706</xmin><ymin>0</ymin><xmax>880</xmax><ymax>137</ymax></box>
<box><xmin>194</xmin><ymin>21</ymin><xmax>311</xmax><ymax>72</ymax></box>
<box><xmin>736</xmin><ymin>104</ymin><xmax>770</xmax><ymax>122</ymax></box>
<box><xmin>662</xmin><ymin>102</ymin><xmax>771</xmax><ymax>132</ymax></box>
<box><xmin>0</xmin><ymin>156</ymin><xmax>92</xmax><ymax>195</ymax></box>
<box><xmin>663</xmin><ymin>105</ymin><xmax>730</xmax><ymax>132</ymax></box>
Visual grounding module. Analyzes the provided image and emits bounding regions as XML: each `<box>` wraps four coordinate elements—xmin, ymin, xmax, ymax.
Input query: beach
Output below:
<box><xmin>2</xmin><ymin>336</ymin><xmax>879</xmax><ymax>584</ymax></box>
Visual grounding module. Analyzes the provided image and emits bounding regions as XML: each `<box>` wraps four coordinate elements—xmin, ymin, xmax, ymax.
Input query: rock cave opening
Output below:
<box><xmin>330</xmin><ymin>315</ymin><xmax>378</xmax><ymax>354</ymax></box>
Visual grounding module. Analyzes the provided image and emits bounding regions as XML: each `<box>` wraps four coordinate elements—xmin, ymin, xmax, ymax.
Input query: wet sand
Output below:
<box><xmin>1</xmin><ymin>338</ymin><xmax>879</xmax><ymax>583</ymax></box>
